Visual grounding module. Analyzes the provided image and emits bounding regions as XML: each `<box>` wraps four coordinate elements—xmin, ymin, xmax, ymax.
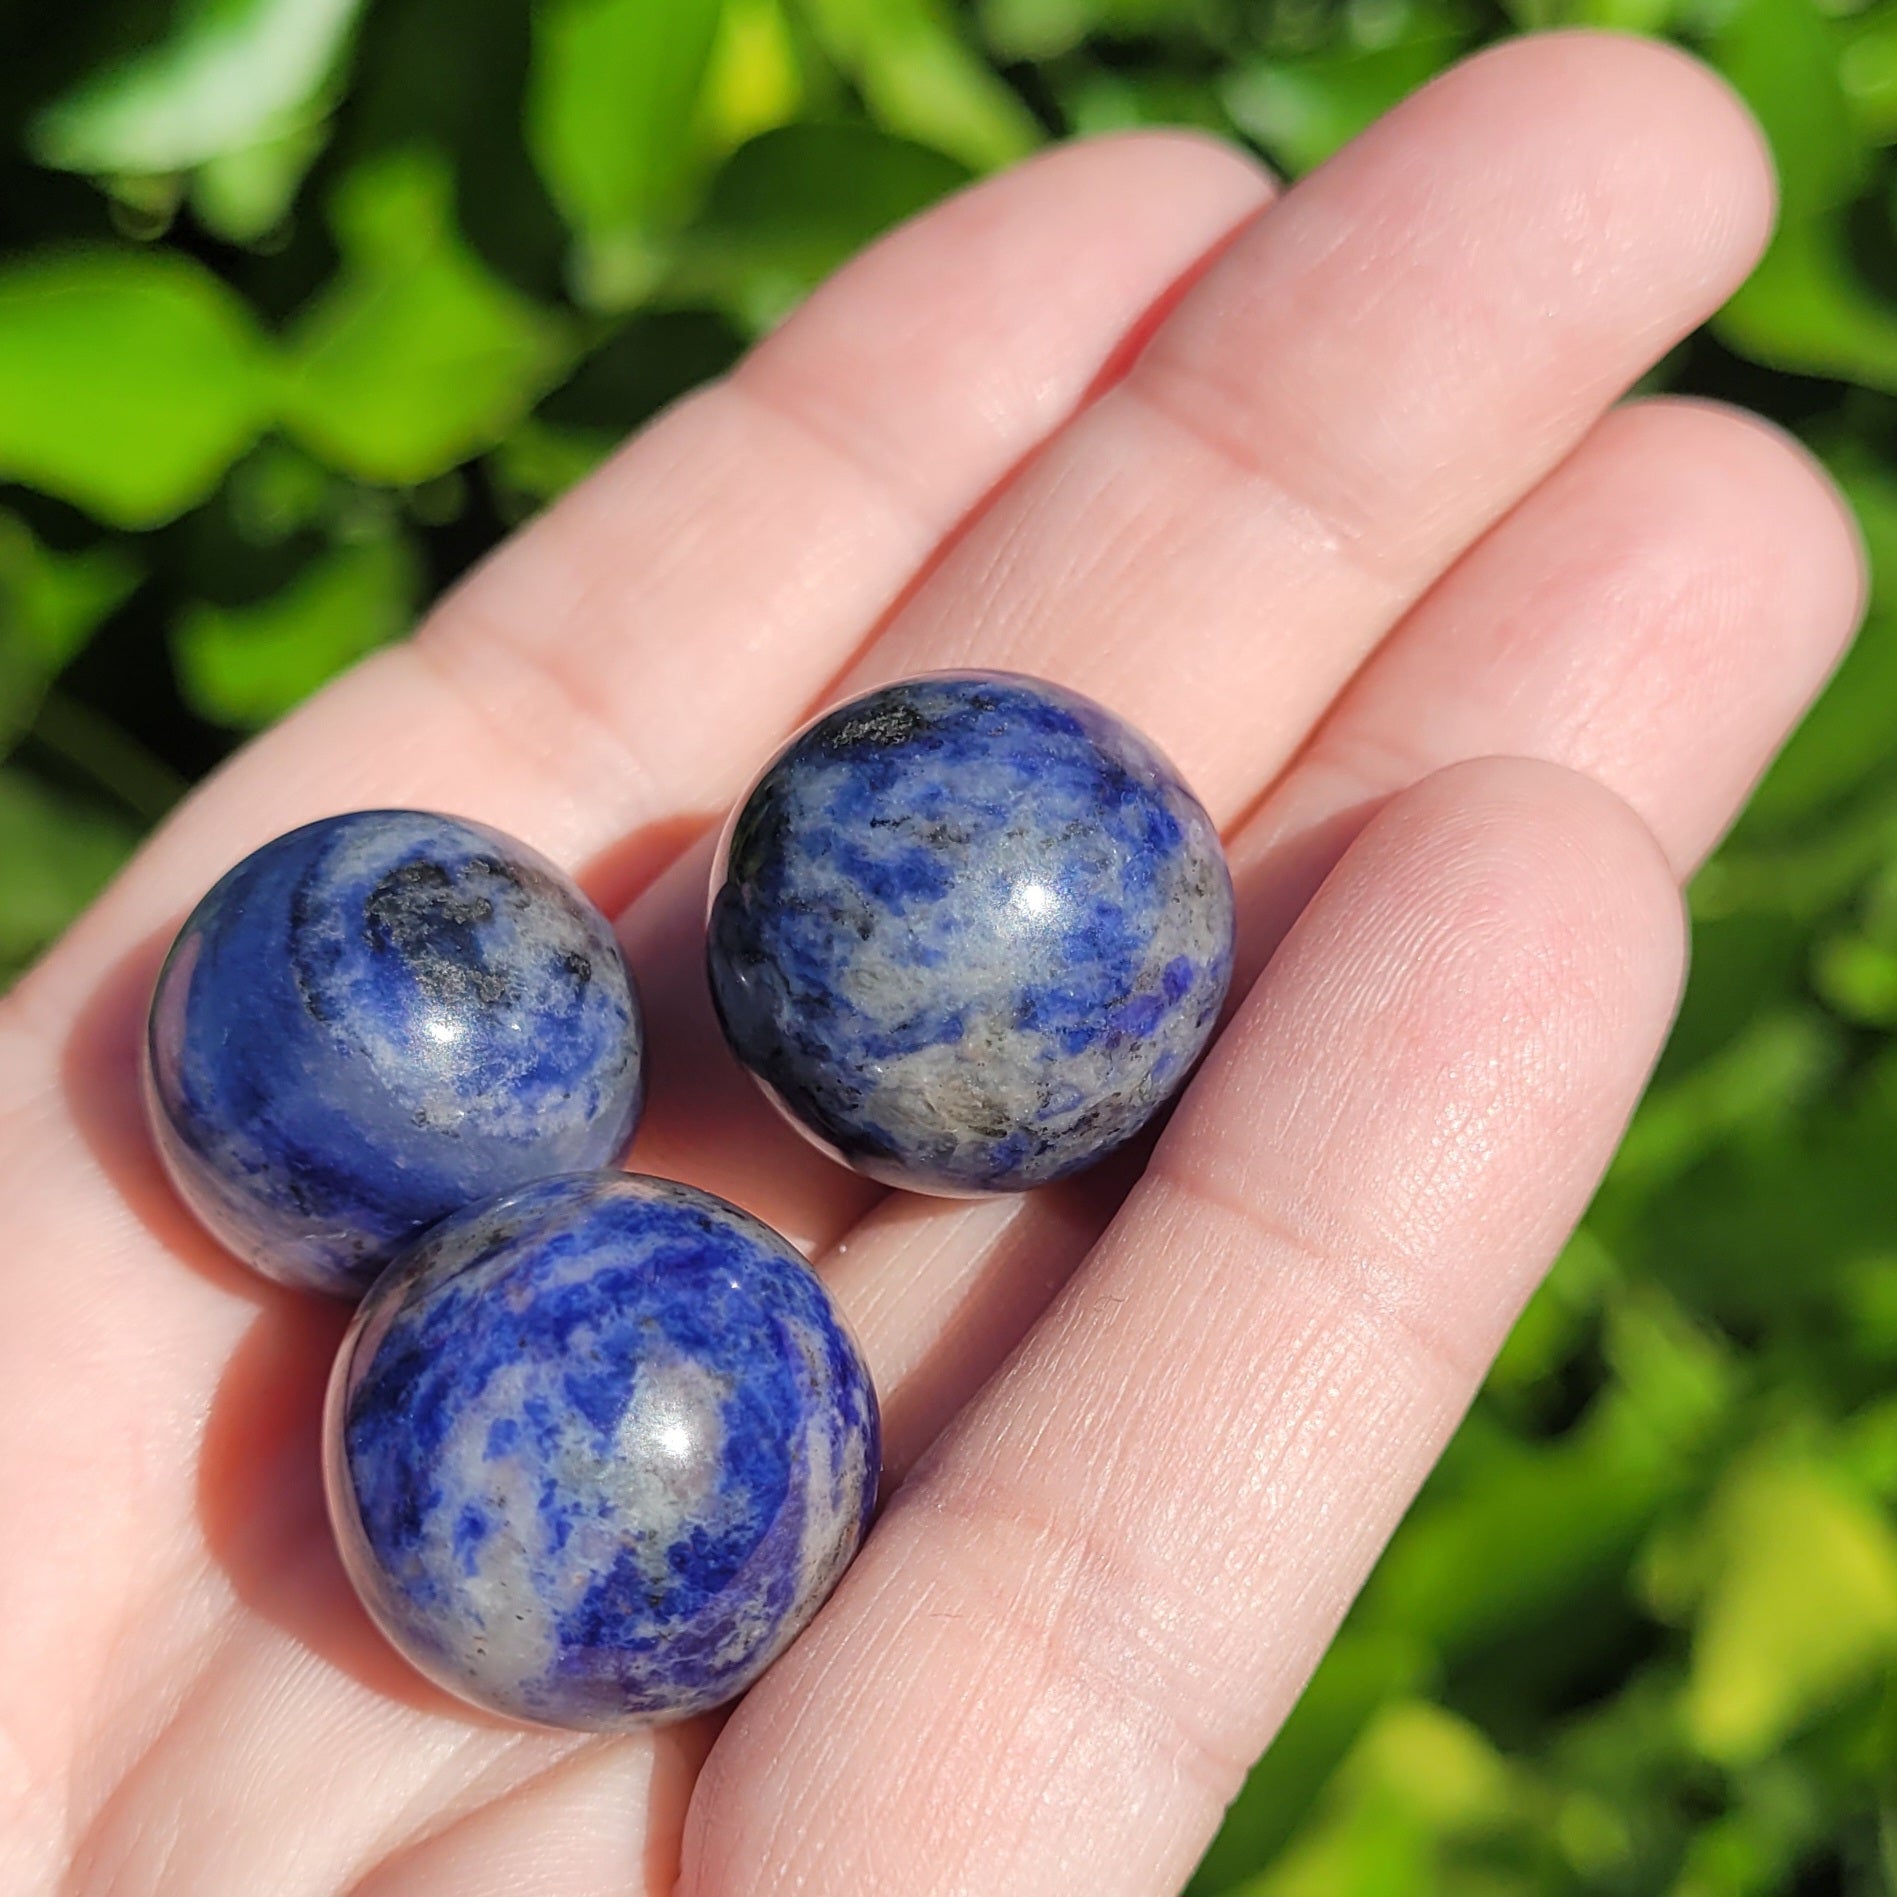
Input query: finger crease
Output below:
<box><xmin>896</xmin><ymin>1471</ymin><xmax>1263</xmax><ymax>1814</ymax></box>
<box><xmin>401</xmin><ymin>620</ymin><xmax>669</xmax><ymax>826</ymax></box>
<box><xmin>724</xmin><ymin>361</ymin><xmax>944</xmax><ymax>544</ymax></box>
<box><xmin>1145</xmin><ymin>1158</ymin><xmax>1493</xmax><ymax>1394</ymax></box>
<box><xmin>1118</xmin><ymin>360</ymin><xmax>1416</xmax><ymax>602</ymax></box>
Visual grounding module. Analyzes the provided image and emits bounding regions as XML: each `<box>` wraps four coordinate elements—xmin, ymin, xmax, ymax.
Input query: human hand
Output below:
<box><xmin>0</xmin><ymin>31</ymin><xmax>1865</xmax><ymax>1897</ymax></box>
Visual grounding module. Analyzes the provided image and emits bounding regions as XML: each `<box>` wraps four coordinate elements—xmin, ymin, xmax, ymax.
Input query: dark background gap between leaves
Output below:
<box><xmin>5</xmin><ymin>0</ymin><xmax>1897</xmax><ymax>1891</ymax></box>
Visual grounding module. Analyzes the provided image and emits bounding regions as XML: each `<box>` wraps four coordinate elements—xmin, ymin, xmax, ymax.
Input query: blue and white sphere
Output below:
<box><xmin>146</xmin><ymin>810</ymin><xmax>643</xmax><ymax>1297</ymax></box>
<box><xmin>324</xmin><ymin>1172</ymin><xmax>880</xmax><ymax>1731</ymax></box>
<box><xmin>707</xmin><ymin>672</ymin><xmax>1235</xmax><ymax>1195</ymax></box>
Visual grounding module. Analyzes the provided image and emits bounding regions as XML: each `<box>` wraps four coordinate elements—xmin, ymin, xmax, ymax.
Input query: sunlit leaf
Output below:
<box><xmin>1359</xmin><ymin>1290</ymin><xmax>1734</xmax><ymax>1660</ymax></box>
<box><xmin>1839</xmin><ymin>1393</ymin><xmax>1897</xmax><ymax>1497</ymax></box>
<box><xmin>29</xmin><ymin>0</ymin><xmax>362</xmax><ymax>178</ymax></box>
<box><xmin>1504</xmin><ymin>0</ymin><xmax>1679</xmax><ymax>27</ymax></box>
<box><xmin>527</xmin><ymin>0</ymin><xmax>726</xmax><ymax>307</ymax></box>
<box><xmin>1712</xmin><ymin>0</ymin><xmax>1897</xmax><ymax>388</ymax></box>
<box><xmin>1607</xmin><ymin>1010</ymin><xmax>1836</xmax><ymax>1197</ymax></box>
<box><xmin>1683</xmin><ymin>1456</ymin><xmax>1897</xmax><ymax>1764</ymax></box>
<box><xmin>675</xmin><ymin>122</ymin><xmax>968</xmax><ymax>330</ymax></box>
<box><xmin>1841</xmin><ymin>4</ymin><xmax>1897</xmax><ymax>146</ymax></box>
<box><xmin>1187</xmin><ymin>1632</ymin><xmax>1432</xmax><ymax>1895</ymax></box>
<box><xmin>171</xmin><ymin>529</ymin><xmax>420</xmax><ymax>727</ymax></box>
<box><xmin>0</xmin><ymin>251</ymin><xmax>275</xmax><ymax>527</ymax></box>
<box><xmin>699</xmin><ymin>0</ymin><xmax>805</xmax><ymax>153</ymax></box>
<box><xmin>1221</xmin><ymin>1702</ymin><xmax>1525</xmax><ymax>1897</ymax></box>
<box><xmin>1718</xmin><ymin>218</ymin><xmax>1897</xmax><ymax>391</ymax></box>
<box><xmin>0</xmin><ymin>768</ymin><xmax>136</xmax><ymax>986</ymax></box>
<box><xmin>799</xmin><ymin>0</ymin><xmax>1040</xmax><ymax>171</ymax></box>
<box><xmin>1559</xmin><ymin>0</ymin><xmax>1678</xmax><ymax>29</ymax></box>
<box><xmin>1814</xmin><ymin>929</ymin><xmax>1897</xmax><ymax>1024</ymax></box>
<box><xmin>1485</xmin><ymin>1228</ymin><xmax>1617</xmax><ymax>1400</ymax></box>
<box><xmin>1834</xmin><ymin>1255</ymin><xmax>1897</xmax><ymax>1374</ymax></box>
<box><xmin>282</xmin><ymin>150</ymin><xmax>571</xmax><ymax>485</ymax></box>
<box><xmin>1060</xmin><ymin>68</ymin><xmax>1231</xmax><ymax>138</ymax></box>
<box><xmin>190</xmin><ymin>118</ymin><xmax>333</xmax><ymax>243</ymax></box>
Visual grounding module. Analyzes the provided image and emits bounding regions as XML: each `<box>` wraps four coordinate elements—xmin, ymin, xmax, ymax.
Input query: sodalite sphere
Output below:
<box><xmin>707</xmin><ymin>672</ymin><xmax>1235</xmax><ymax>1195</ymax></box>
<box><xmin>323</xmin><ymin>1171</ymin><xmax>880</xmax><ymax>1731</ymax></box>
<box><xmin>145</xmin><ymin>810</ymin><xmax>642</xmax><ymax>1298</ymax></box>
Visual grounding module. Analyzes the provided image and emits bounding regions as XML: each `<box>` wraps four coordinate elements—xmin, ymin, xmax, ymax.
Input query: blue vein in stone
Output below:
<box><xmin>326</xmin><ymin>1172</ymin><xmax>880</xmax><ymax>1730</ymax></box>
<box><xmin>146</xmin><ymin>810</ymin><xmax>643</xmax><ymax>1296</ymax></box>
<box><xmin>708</xmin><ymin>672</ymin><xmax>1236</xmax><ymax>1194</ymax></box>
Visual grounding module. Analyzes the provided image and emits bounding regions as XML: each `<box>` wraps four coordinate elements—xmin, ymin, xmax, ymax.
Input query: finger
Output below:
<box><xmin>596</xmin><ymin>29</ymin><xmax>1774</xmax><ymax>1240</ymax></box>
<box><xmin>341</xmin><ymin>1732</ymin><xmax>710</xmax><ymax>1897</ymax></box>
<box><xmin>12</xmin><ymin>131</ymin><xmax>1271</xmax><ymax>1031</ymax></box>
<box><xmin>833</xmin><ymin>32</ymin><xmax>1774</xmax><ymax>822</ymax></box>
<box><xmin>825</xmin><ymin>392</ymin><xmax>1862</xmax><ymax>1479</ymax></box>
<box><xmin>1226</xmin><ymin>395</ymin><xmax>1866</xmax><ymax>983</ymax></box>
<box><xmin>683</xmin><ymin>758</ymin><xmax>1687</xmax><ymax>1897</ymax></box>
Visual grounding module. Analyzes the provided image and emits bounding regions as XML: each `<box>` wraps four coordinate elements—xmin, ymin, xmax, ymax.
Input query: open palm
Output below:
<box><xmin>0</xmin><ymin>33</ymin><xmax>1865</xmax><ymax>1897</ymax></box>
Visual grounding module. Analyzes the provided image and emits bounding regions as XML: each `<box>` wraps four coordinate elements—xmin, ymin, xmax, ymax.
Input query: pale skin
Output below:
<box><xmin>0</xmin><ymin>30</ymin><xmax>1870</xmax><ymax>1897</ymax></box>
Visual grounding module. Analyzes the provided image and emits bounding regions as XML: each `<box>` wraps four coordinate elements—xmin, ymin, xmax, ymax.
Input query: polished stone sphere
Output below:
<box><xmin>707</xmin><ymin>672</ymin><xmax>1236</xmax><ymax>1195</ymax></box>
<box><xmin>145</xmin><ymin>810</ymin><xmax>643</xmax><ymax>1297</ymax></box>
<box><xmin>324</xmin><ymin>1171</ymin><xmax>880</xmax><ymax>1731</ymax></box>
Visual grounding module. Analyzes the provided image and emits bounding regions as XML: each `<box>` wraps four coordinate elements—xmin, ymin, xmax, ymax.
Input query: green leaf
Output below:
<box><xmin>1360</xmin><ymin>1289</ymin><xmax>1734</xmax><ymax>1661</ymax></box>
<box><xmin>25</xmin><ymin>692</ymin><xmax>186</xmax><ymax>825</ymax></box>
<box><xmin>1683</xmin><ymin>1456</ymin><xmax>1897</xmax><ymax>1764</ymax></box>
<box><xmin>0</xmin><ymin>768</ymin><xmax>136</xmax><ymax>988</ymax></box>
<box><xmin>171</xmin><ymin>529</ymin><xmax>420</xmax><ymax>728</ymax></box>
<box><xmin>1838</xmin><ymin>1392</ymin><xmax>1897</xmax><ymax>1498</ymax></box>
<box><xmin>698</xmin><ymin>0</ymin><xmax>806</xmax><ymax>153</ymax></box>
<box><xmin>1555</xmin><ymin>0</ymin><xmax>1679</xmax><ymax>29</ymax></box>
<box><xmin>0</xmin><ymin>513</ymin><xmax>139</xmax><ymax>757</ymax></box>
<box><xmin>676</xmin><ymin>122</ymin><xmax>969</xmax><ymax>329</ymax></box>
<box><xmin>1188</xmin><ymin>1632</ymin><xmax>1432</xmax><ymax>1894</ymax></box>
<box><xmin>1745</xmin><ymin>457</ymin><xmax>1895</xmax><ymax>826</ymax></box>
<box><xmin>1813</xmin><ymin>929</ymin><xmax>1897</xmax><ymax>1025</ymax></box>
<box><xmin>1606</xmin><ymin>1010</ymin><xmax>1836</xmax><ymax>1199</ymax></box>
<box><xmin>487</xmin><ymin>417</ymin><xmax>617</xmax><ymax>518</ymax></box>
<box><xmin>282</xmin><ymin>150</ymin><xmax>572</xmax><ymax>485</ymax></box>
<box><xmin>0</xmin><ymin>251</ymin><xmax>276</xmax><ymax>527</ymax></box>
<box><xmin>1840</xmin><ymin>4</ymin><xmax>1897</xmax><ymax>145</ymax></box>
<box><xmin>799</xmin><ymin>0</ymin><xmax>1041</xmax><ymax>171</ymax></box>
<box><xmin>1670</xmin><ymin>1767</ymin><xmax>1830</xmax><ymax>1897</ymax></box>
<box><xmin>225</xmin><ymin>442</ymin><xmax>340</xmax><ymax>547</ymax></box>
<box><xmin>1711</xmin><ymin>0</ymin><xmax>1897</xmax><ymax>388</ymax></box>
<box><xmin>527</xmin><ymin>0</ymin><xmax>727</xmax><ymax>307</ymax></box>
<box><xmin>1222</xmin><ymin>29</ymin><xmax>1468</xmax><ymax>176</ymax></box>
<box><xmin>0</xmin><ymin>514</ymin><xmax>140</xmax><ymax>682</ymax></box>
<box><xmin>1221</xmin><ymin>1702</ymin><xmax>1526</xmax><ymax>1897</ymax></box>
<box><xmin>1059</xmin><ymin>68</ymin><xmax>1232</xmax><ymax>139</ymax></box>
<box><xmin>28</xmin><ymin>0</ymin><xmax>363</xmax><ymax>177</ymax></box>
<box><xmin>190</xmin><ymin>118</ymin><xmax>333</xmax><ymax>243</ymax></box>
<box><xmin>1717</xmin><ymin>217</ymin><xmax>1897</xmax><ymax>391</ymax></box>
<box><xmin>1485</xmin><ymin>1227</ymin><xmax>1617</xmax><ymax>1401</ymax></box>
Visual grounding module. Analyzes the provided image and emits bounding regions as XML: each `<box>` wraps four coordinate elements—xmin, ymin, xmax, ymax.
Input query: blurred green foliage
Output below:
<box><xmin>2</xmin><ymin>0</ymin><xmax>1896</xmax><ymax>1889</ymax></box>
